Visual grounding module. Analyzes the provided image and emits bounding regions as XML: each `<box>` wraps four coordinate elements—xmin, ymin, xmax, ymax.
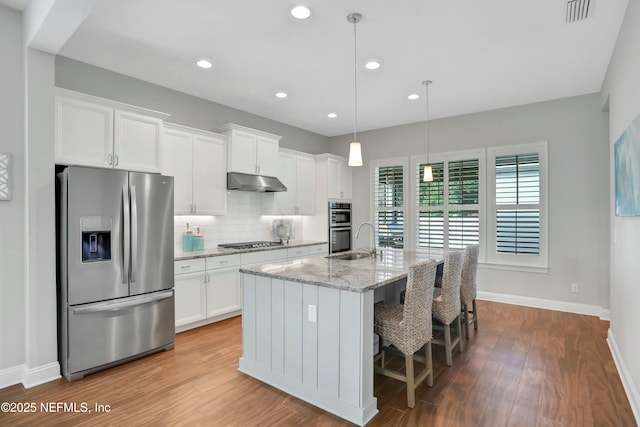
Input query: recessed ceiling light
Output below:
<box><xmin>291</xmin><ymin>6</ymin><xmax>311</xmax><ymax>19</ymax></box>
<box><xmin>408</xmin><ymin>94</ymin><xmax>420</xmax><ymax>100</ymax></box>
<box><xmin>275</xmin><ymin>92</ymin><xmax>288</xmax><ymax>98</ymax></box>
<box><xmin>327</xmin><ymin>113</ymin><xmax>337</xmax><ymax>118</ymax></box>
<box><xmin>365</xmin><ymin>61</ymin><xmax>380</xmax><ymax>70</ymax></box>
<box><xmin>196</xmin><ymin>59</ymin><xmax>212</xmax><ymax>69</ymax></box>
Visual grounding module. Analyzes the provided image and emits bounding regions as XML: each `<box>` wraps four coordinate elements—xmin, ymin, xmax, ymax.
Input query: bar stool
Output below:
<box><xmin>460</xmin><ymin>244</ymin><xmax>479</xmax><ymax>339</ymax></box>
<box><xmin>432</xmin><ymin>250</ymin><xmax>464</xmax><ymax>367</ymax></box>
<box><xmin>374</xmin><ymin>260</ymin><xmax>438</xmax><ymax>408</ymax></box>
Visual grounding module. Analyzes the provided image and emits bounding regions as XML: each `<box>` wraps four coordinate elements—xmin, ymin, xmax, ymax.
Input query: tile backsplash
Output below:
<box><xmin>173</xmin><ymin>191</ymin><xmax>304</xmax><ymax>250</ymax></box>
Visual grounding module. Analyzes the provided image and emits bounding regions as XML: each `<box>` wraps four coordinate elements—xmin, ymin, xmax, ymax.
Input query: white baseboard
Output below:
<box><xmin>0</xmin><ymin>365</ymin><xmax>25</xmax><ymax>389</ymax></box>
<box><xmin>0</xmin><ymin>362</ymin><xmax>61</xmax><ymax>390</ymax></box>
<box><xmin>23</xmin><ymin>362</ymin><xmax>61</xmax><ymax>388</ymax></box>
<box><xmin>607</xmin><ymin>329</ymin><xmax>640</xmax><ymax>425</ymax></box>
<box><xmin>477</xmin><ymin>291</ymin><xmax>610</xmax><ymax>320</ymax></box>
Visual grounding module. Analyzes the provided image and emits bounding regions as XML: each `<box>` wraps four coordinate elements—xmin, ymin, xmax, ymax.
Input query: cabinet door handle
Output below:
<box><xmin>108</xmin><ymin>154</ymin><xmax>113</xmax><ymax>165</ymax></box>
<box><xmin>193</xmin><ymin>203</ymin><xmax>196</xmax><ymax>213</ymax></box>
<box><xmin>114</xmin><ymin>154</ymin><xmax>119</xmax><ymax>167</ymax></box>
<box><xmin>220</xmin><ymin>260</ymin><xmax>229</xmax><ymax>265</ymax></box>
<box><xmin>180</xmin><ymin>265</ymin><xmax>191</xmax><ymax>270</ymax></box>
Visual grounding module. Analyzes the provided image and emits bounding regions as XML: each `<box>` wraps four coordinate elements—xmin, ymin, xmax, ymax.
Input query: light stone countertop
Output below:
<box><xmin>239</xmin><ymin>248</ymin><xmax>444</xmax><ymax>293</ymax></box>
<box><xmin>174</xmin><ymin>240</ymin><xmax>328</xmax><ymax>261</ymax></box>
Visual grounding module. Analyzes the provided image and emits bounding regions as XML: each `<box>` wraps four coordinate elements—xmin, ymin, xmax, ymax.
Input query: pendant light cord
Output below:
<box><xmin>353</xmin><ymin>19</ymin><xmax>358</xmax><ymax>143</ymax></box>
<box><xmin>424</xmin><ymin>80</ymin><xmax>431</xmax><ymax>163</ymax></box>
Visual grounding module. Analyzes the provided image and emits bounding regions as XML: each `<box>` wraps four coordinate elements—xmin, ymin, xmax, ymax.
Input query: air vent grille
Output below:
<box><xmin>566</xmin><ymin>0</ymin><xmax>591</xmax><ymax>23</ymax></box>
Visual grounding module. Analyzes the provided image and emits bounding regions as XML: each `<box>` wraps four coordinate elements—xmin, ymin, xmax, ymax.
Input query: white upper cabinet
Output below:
<box><xmin>213</xmin><ymin>123</ymin><xmax>281</xmax><ymax>177</ymax></box>
<box><xmin>262</xmin><ymin>149</ymin><xmax>316</xmax><ymax>215</ymax></box>
<box><xmin>55</xmin><ymin>88</ymin><xmax>169</xmax><ymax>173</ymax></box>
<box><xmin>162</xmin><ymin>123</ymin><xmax>227</xmax><ymax>215</ymax></box>
<box><xmin>326</xmin><ymin>155</ymin><xmax>352</xmax><ymax>200</ymax></box>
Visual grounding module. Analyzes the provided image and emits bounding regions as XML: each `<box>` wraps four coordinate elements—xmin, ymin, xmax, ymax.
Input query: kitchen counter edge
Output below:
<box><xmin>174</xmin><ymin>240</ymin><xmax>328</xmax><ymax>261</ymax></box>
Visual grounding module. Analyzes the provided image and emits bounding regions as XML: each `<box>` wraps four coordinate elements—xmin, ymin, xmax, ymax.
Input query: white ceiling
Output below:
<box><xmin>3</xmin><ymin>0</ymin><xmax>629</xmax><ymax>137</ymax></box>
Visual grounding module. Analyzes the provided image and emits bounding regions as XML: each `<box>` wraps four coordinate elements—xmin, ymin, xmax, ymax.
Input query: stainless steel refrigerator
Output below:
<box><xmin>57</xmin><ymin>166</ymin><xmax>175</xmax><ymax>381</ymax></box>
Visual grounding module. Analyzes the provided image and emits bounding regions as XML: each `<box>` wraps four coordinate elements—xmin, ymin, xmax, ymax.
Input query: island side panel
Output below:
<box><xmin>284</xmin><ymin>280</ymin><xmax>303</xmax><ymax>381</ymax></box>
<box><xmin>255</xmin><ymin>275</ymin><xmax>273</xmax><ymax>369</ymax></box>
<box><xmin>317</xmin><ymin>286</ymin><xmax>340</xmax><ymax>397</ymax></box>
<box><xmin>241</xmin><ymin>273</ymin><xmax>256</xmax><ymax>363</ymax></box>
<box><xmin>238</xmin><ymin>273</ymin><xmax>377</xmax><ymax>426</ymax></box>
<box><xmin>271</xmin><ymin>279</ymin><xmax>285</xmax><ymax>375</ymax></box>
<box><xmin>302</xmin><ymin>283</ymin><xmax>319</xmax><ymax>389</ymax></box>
<box><xmin>339</xmin><ymin>289</ymin><xmax>375</xmax><ymax>408</ymax></box>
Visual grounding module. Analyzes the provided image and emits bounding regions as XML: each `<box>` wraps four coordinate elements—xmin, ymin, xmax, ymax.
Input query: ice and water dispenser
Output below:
<box><xmin>80</xmin><ymin>216</ymin><xmax>112</xmax><ymax>263</ymax></box>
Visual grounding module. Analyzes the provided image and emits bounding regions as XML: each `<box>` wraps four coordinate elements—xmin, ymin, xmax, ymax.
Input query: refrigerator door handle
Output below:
<box><xmin>122</xmin><ymin>184</ymin><xmax>130</xmax><ymax>284</ymax></box>
<box><xmin>130</xmin><ymin>184</ymin><xmax>138</xmax><ymax>283</ymax></box>
<box><xmin>73</xmin><ymin>290</ymin><xmax>174</xmax><ymax>314</ymax></box>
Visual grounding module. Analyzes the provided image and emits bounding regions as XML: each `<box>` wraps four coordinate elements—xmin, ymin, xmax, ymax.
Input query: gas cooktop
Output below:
<box><xmin>218</xmin><ymin>241</ymin><xmax>284</xmax><ymax>250</ymax></box>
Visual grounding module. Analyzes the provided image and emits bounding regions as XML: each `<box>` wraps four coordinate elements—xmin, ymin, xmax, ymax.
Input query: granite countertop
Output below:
<box><xmin>174</xmin><ymin>240</ymin><xmax>328</xmax><ymax>261</ymax></box>
<box><xmin>239</xmin><ymin>248</ymin><xmax>444</xmax><ymax>293</ymax></box>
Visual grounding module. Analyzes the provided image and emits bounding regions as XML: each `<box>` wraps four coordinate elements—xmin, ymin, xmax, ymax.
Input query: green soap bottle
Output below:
<box><xmin>182</xmin><ymin>223</ymin><xmax>194</xmax><ymax>252</ymax></box>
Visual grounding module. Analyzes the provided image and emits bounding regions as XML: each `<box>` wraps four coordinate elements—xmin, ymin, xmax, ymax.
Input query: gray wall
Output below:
<box><xmin>329</xmin><ymin>93</ymin><xmax>610</xmax><ymax>311</ymax></box>
<box><xmin>602</xmin><ymin>0</ymin><xmax>640</xmax><ymax>416</ymax></box>
<box><xmin>0</xmin><ymin>5</ymin><xmax>26</xmax><ymax>381</ymax></box>
<box><xmin>55</xmin><ymin>57</ymin><xmax>330</xmax><ymax>154</ymax></box>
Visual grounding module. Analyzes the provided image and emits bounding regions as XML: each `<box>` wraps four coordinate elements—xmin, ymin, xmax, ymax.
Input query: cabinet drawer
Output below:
<box><xmin>308</xmin><ymin>244</ymin><xmax>329</xmax><ymax>256</ymax></box>
<box><xmin>241</xmin><ymin>249</ymin><xmax>288</xmax><ymax>265</ymax></box>
<box><xmin>175</xmin><ymin>258</ymin><xmax>206</xmax><ymax>275</ymax></box>
<box><xmin>287</xmin><ymin>246</ymin><xmax>310</xmax><ymax>259</ymax></box>
<box><xmin>206</xmin><ymin>254</ymin><xmax>241</xmax><ymax>270</ymax></box>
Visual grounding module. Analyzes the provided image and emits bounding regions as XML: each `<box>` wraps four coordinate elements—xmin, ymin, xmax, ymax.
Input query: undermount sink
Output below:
<box><xmin>328</xmin><ymin>252</ymin><xmax>373</xmax><ymax>261</ymax></box>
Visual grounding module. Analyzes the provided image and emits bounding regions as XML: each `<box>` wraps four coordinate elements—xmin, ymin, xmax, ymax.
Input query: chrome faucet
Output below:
<box><xmin>355</xmin><ymin>222</ymin><xmax>377</xmax><ymax>257</ymax></box>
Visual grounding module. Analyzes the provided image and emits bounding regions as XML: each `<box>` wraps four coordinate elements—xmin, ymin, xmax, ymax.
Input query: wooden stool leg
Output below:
<box><xmin>462</xmin><ymin>303</ymin><xmax>470</xmax><ymax>339</ymax></box>
<box><xmin>405</xmin><ymin>354</ymin><xmax>415</xmax><ymax>408</ymax></box>
<box><xmin>425</xmin><ymin>342</ymin><xmax>433</xmax><ymax>387</ymax></box>
<box><xmin>456</xmin><ymin>315</ymin><xmax>464</xmax><ymax>352</ymax></box>
<box><xmin>444</xmin><ymin>324</ymin><xmax>452</xmax><ymax>367</ymax></box>
<box><xmin>472</xmin><ymin>299</ymin><xmax>478</xmax><ymax>330</ymax></box>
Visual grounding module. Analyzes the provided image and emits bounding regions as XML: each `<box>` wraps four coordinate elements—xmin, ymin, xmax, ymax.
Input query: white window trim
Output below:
<box><xmin>410</xmin><ymin>149</ymin><xmax>486</xmax><ymax>256</ymax></box>
<box><xmin>370</xmin><ymin>157</ymin><xmax>409</xmax><ymax>249</ymax></box>
<box><xmin>486</xmin><ymin>141</ymin><xmax>548</xmax><ymax>269</ymax></box>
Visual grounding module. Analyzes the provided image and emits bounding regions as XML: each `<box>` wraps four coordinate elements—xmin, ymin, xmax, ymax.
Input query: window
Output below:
<box><xmin>414</xmin><ymin>153</ymin><xmax>481</xmax><ymax>251</ymax></box>
<box><xmin>488</xmin><ymin>142</ymin><xmax>547</xmax><ymax>268</ymax></box>
<box><xmin>372</xmin><ymin>159</ymin><xmax>407</xmax><ymax>249</ymax></box>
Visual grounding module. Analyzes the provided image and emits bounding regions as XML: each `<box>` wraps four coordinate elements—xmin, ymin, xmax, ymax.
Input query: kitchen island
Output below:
<box><xmin>238</xmin><ymin>249</ymin><xmax>443</xmax><ymax>426</ymax></box>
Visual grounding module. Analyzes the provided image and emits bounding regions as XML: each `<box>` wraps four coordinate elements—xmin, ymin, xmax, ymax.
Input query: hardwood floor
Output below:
<box><xmin>0</xmin><ymin>301</ymin><xmax>636</xmax><ymax>426</ymax></box>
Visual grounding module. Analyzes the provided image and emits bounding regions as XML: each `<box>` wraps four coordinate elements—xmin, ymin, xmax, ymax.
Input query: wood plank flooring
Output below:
<box><xmin>0</xmin><ymin>301</ymin><xmax>636</xmax><ymax>426</ymax></box>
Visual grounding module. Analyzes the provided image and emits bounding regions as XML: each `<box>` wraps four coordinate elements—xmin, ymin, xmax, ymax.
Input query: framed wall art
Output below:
<box><xmin>0</xmin><ymin>152</ymin><xmax>10</xmax><ymax>201</ymax></box>
<box><xmin>614</xmin><ymin>113</ymin><xmax>640</xmax><ymax>216</ymax></box>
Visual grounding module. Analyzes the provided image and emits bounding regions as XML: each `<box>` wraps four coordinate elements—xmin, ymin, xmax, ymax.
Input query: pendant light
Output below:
<box><xmin>422</xmin><ymin>80</ymin><xmax>433</xmax><ymax>182</ymax></box>
<box><xmin>347</xmin><ymin>13</ymin><xmax>363</xmax><ymax>167</ymax></box>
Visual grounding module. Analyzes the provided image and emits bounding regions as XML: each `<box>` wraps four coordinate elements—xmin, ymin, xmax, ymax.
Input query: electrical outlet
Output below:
<box><xmin>308</xmin><ymin>304</ymin><xmax>317</xmax><ymax>322</ymax></box>
<box><xmin>571</xmin><ymin>283</ymin><xmax>579</xmax><ymax>293</ymax></box>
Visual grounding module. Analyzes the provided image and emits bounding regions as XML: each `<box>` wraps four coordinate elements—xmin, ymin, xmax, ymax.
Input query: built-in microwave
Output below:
<box><xmin>329</xmin><ymin>202</ymin><xmax>351</xmax><ymax>227</ymax></box>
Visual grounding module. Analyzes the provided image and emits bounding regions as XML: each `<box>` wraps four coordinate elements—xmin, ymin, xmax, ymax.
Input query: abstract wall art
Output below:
<box><xmin>614</xmin><ymin>113</ymin><xmax>640</xmax><ymax>216</ymax></box>
<box><xmin>0</xmin><ymin>152</ymin><xmax>10</xmax><ymax>201</ymax></box>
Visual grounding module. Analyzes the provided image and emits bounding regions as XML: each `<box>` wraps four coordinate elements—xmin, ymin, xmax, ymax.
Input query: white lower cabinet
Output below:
<box><xmin>174</xmin><ymin>259</ymin><xmax>207</xmax><ymax>327</ymax></box>
<box><xmin>174</xmin><ymin>255</ymin><xmax>241</xmax><ymax>332</ymax></box>
<box><xmin>175</xmin><ymin>245</ymin><xmax>327</xmax><ymax>332</ymax></box>
<box><xmin>206</xmin><ymin>255</ymin><xmax>241</xmax><ymax>318</ymax></box>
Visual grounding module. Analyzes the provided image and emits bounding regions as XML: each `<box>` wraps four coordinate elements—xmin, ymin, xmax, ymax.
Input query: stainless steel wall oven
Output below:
<box><xmin>328</xmin><ymin>202</ymin><xmax>352</xmax><ymax>253</ymax></box>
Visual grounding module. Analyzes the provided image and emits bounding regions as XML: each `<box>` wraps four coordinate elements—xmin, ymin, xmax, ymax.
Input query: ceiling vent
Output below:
<box><xmin>565</xmin><ymin>0</ymin><xmax>591</xmax><ymax>23</ymax></box>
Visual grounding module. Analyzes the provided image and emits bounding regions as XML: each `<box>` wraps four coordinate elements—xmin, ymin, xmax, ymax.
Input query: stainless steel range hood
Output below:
<box><xmin>227</xmin><ymin>172</ymin><xmax>287</xmax><ymax>192</ymax></box>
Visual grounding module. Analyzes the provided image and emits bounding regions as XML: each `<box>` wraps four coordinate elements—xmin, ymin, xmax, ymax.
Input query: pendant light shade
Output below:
<box><xmin>422</xmin><ymin>80</ymin><xmax>433</xmax><ymax>182</ymax></box>
<box><xmin>423</xmin><ymin>165</ymin><xmax>433</xmax><ymax>182</ymax></box>
<box><xmin>347</xmin><ymin>13</ymin><xmax>363</xmax><ymax>167</ymax></box>
<box><xmin>348</xmin><ymin>141</ymin><xmax>363</xmax><ymax>166</ymax></box>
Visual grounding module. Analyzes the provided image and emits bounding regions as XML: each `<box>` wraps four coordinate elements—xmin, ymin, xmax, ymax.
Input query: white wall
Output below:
<box><xmin>329</xmin><ymin>94</ymin><xmax>610</xmax><ymax>314</ymax></box>
<box><xmin>0</xmin><ymin>5</ymin><xmax>26</xmax><ymax>387</ymax></box>
<box><xmin>601</xmin><ymin>0</ymin><xmax>640</xmax><ymax>420</ymax></box>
